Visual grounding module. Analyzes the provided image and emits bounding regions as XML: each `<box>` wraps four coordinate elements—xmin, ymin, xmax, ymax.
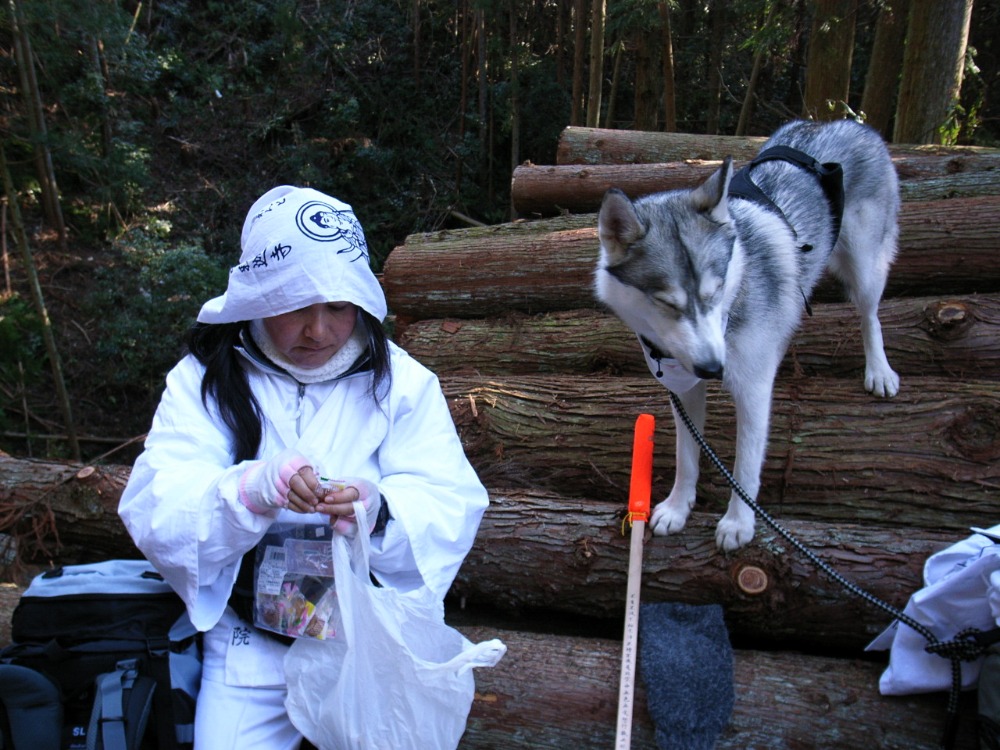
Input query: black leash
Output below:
<box><xmin>667</xmin><ymin>389</ymin><xmax>991</xmax><ymax>750</ymax></box>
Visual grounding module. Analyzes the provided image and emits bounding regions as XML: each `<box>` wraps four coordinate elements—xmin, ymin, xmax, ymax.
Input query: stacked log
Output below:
<box><xmin>382</xmin><ymin>127</ymin><xmax>1000</xmax><ymax>748</ymax></box>
<box><xmin>383</xmin><ymin>197</ymin><xmax>1000</xmax><ymax>322</ymax></box>
<box><xmin>3</xmin><ymin>127</ymin><xmax>999</xmax><ymax>748</ymax></box>
<box><xmin>511</xmin><ymin>152</ymin><xmax>1000</xmax><ymax>217</ymax></box>
<box><xmin>0</xmin><ymin>457</ymin><xmax>981</xmax><ymax>747</ymax></box>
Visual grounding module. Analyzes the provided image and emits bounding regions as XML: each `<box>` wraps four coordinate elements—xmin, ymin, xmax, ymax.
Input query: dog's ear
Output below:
<box><xmin>598</xmin><ymin>188</ymin><xmax>644</xmax><ymax>263</ymax></box>
<box><xmin>690</xmin><ymin>156</ymin><xmax>732</xmax><ymax>224</ymax></box>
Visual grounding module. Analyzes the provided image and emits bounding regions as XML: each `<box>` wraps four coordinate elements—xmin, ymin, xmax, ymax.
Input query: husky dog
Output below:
<box><xmin>595</xmin><ymin>119</ymin><xmax>900</xmax><ymax>551</ymax></box>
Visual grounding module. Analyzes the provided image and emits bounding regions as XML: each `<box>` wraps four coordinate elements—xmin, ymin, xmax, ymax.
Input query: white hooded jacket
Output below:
<box><xmin>118</xmin><ymin>187</ymin><xmax>488</xmax><ymax>687</ymax></box>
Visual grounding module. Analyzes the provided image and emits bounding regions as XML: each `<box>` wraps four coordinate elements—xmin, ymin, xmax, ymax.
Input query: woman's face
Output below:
<box><xmin>262</xmin><ymin>302</ymin><xmax>358</xmax><ymax>369</ymax></box>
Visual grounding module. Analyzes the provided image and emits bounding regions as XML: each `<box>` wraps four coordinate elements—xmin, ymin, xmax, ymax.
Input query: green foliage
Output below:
<box><xmin>2</xmin><ymin>0</ymin><xmax>998</xmax><ymax>460</ymax></box>
<box><xmin>6</xmin><ymin>0</ymin><xmax>164</xmax><ymax>230</ymax></box>
<box><xmin>0</xmin><ymin>294</ymin><xmax>44</xmax><ymax>432</ymax></box>
<box><xmin>85</xmin><ymin>229</ymin><xmax>227</xmax><ymax>393</ymax></box>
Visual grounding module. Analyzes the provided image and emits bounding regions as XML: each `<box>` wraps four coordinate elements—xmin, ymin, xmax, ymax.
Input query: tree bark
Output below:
<box><xmin>1</xmin><ymin>150</ymin><xmax>81</xmax><ymax>463</ymax></box>
<box><xmin>441</xmin><ymin>375</ymin><xmax>1000</xmax><ymax>532</ymax></box>
<box><xmin>454</xmin><ymin>626</ymin><xmax>977</xmax><ymax>750</ymax></box>
<box><xmin>556</xmin><ymin>125</ymin><xmax>999</xmax><ymax>166</ymax></box>
<box><xmin>0</xmin><ymin>456</ymin><xmax>138</xmax><ymax>567</ymax></box>
<box><xmin>603</xmin><ymin>40</ymin><xmax>622</xmax><ymax>129</ymax></box>
<box><xmin>449</xmin><ymin>491</ymin><xmax>957</xmax><ymax>651</ymax></box>
<box><xmin>632</xmin><ymin>27</ymin><xmax>658</xmax><ymax>131</ymax></box>
<box><xmin>861</xmin><ymin>0</ymin><xmax>910</xmax><ymax>138</ymax></box>
<box><xmin>735</xmin><ymin>3</ymin><xmax>776</xmax><ymax>137</ymax></box>
<box><xmin>585</xmin><ymin>0</ymin><xmax>606</xmax><ymax>128</ymax></box>
<box><xmin>657</xmin><ymin>2</ymin><xmax>676</xmax><ymax>132</ymax></box>
<box><xmin>802</xmin><ymin>0</ymin><xmax>857</xmax><ymax>120</ymax></box>
<box><xmin>9</xmin><ymin>0</ymin><xmax>69</xmax><ymax>252</ymax></box>
<box><xmin>383</xmin><ymin>197</ymin><xmax>1000</xmax><ymax>321</ymax></box>
<box><xmin>704</xmin><ymin>0</ymin><xmax>726</xmax><ymax>134</ymax></box>
<box><xmin>0</xmin><ymin>599</ymin><xmax>976</xmax><ymax>747</ymax></box>
<box><xmin>395</xmin><ymin>295</ymin><xmax>1000</xmax><ymax>382</ymax></box>
<box><xmin>893</xmin><ymin>0</ymin><xmax>974</xmax><ymax>144</ymax></box>
<box><xmin>510</xmin><ymin>153</ymin><xmax>1000</xmax><ymax>216</ymax></box>
<box><xmin>0</xmin><ymin>459</ymin><xmax>963</xmax><ymax>652</ymax></box>
<box><xmin>571</xmin><ymin>0</ymin><xmax>586</xmax><ymax>126</ymax></box>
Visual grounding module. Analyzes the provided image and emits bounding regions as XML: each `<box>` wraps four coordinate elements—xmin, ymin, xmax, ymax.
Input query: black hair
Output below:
<box><xmin>184</xmin><ymin>308</ymin><xmax>391</xmax><ymax>464</ymax></box>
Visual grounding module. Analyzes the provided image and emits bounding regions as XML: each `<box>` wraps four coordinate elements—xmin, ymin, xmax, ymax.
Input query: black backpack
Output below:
<box><xmin>0</xmin><ymin>560</ymin><xmax>202</xmax><ymax>750</ymax></box>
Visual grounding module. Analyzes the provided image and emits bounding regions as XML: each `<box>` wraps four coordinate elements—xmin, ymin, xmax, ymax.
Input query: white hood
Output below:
<box><xmin>198</xmin><ymin>185</ymin><xmax>387</xmax><ymax>324</ymax></box>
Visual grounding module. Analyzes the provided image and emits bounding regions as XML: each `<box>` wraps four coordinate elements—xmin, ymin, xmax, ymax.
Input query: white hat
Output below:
<box><xmin>197</xmin><ymin>186</ymin><xmax>388</xmax><ymax>324</ymax></box>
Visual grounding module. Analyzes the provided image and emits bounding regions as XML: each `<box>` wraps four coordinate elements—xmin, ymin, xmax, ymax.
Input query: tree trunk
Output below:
<box><xmin>454</xmin><ymin>627</ymin><xmax>977</xmax><ymax>750</ymax></box>
<box><xmin>0</xmin><ymin>456</ymin><xmax>964</xmax><ymax>652</ymax></box>
<box><xmin>735</xmin><ymin>4</ymin><xmax>773</xmax><ymax>137</ymax></box>
<box><xmin>658</xmin><ymin>2</ymin><xmax>676</xmax><ymax>132</ymax></box>
<box><xmin>585</xmin><ymin>0</ymin><xmax>606</xmax><ymax>128</ymax></box>
<box><xmin>0</xmin><ymin>150</ymin><xmax>80</xmax><ymax>463</ymax></box>
<box><xmin>632</xmin><ymin>29</ymin><xmax>658</xmax><ymax>131</ymax></box>
<box><xmin>508</xmin><ymin>2</ymin><xmax>520</xmax><ymax>220</ymax></box>
<box><xmin>571</xmin><ymin>0</ymin><xmax>586</xmax><ymax>126</ymax></box>
<box><xmin>893</xmin><ymin>0</ymin><xmax>975</xmax><ymax>145</ymax></box>
<box><xmin>861</xmin><ymin>0</ymin><xmax>909</xmax><ymax>138</ymax></box>
<box><xmin>395</xmin><ymin>295</ymin><xmax>1000</xmax><ymax>383</ymax></box>
<box><xmin>9</xmin><ymin>0</ymin><xmax>68</xmax><ymax>252</ymax></box>
<box><xmin>510</xmin><ymin>152</ymin><xmax>1000</xmax><ymax>216</ymax></box>
<box><xmin>603</xmin><ymin>41</ymin><xmax>621</xmax><ymax>129</ymax></box>
<box><xmin>382</xmin><ymin>197</ymin><xmax>1000</xmax><ymax>321</ymax></box>
<box><xmin>555</xmin><ymin>125</ymin><xmax>998</xmax><ymax>166</ymax></box>
<box><xmin>0</xmin><ymin>455</ymin><xmax>137</xmax><ymax>567</ymax></box>
<box><xmin>0</xmin><ymin>599</ymin><xmax>976</xmax><ymax>747</ymax></box>
<box><xmin>412</xmin><ymin>0</ymin><xmax>421</xmax><ymax>89</ymax></box>
<box><xmin>705</xmin><ymin>0</ymin><xmax>726</xmax><ymax>134</ymax></box>
<box><xmin>476</xmin><ymin>8</ymin><xmax>488</xmax><ymax>187</ymax></box>
<box><xmin>441</xmin><ymin>374</ymin><xmax>1000</xmax><ymax>532</ymax></box>
<box><xmin>449</xmin><ymin>491</ymin><xmax>957</xmax><ymax>652</ymax></box>
<box><xmin>802</xmin><ymin>0</ymin><xmax>857</xmax><ymax>120</ymax></box>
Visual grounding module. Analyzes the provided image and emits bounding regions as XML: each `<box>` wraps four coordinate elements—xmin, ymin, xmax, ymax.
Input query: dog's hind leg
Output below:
<box><xmin>650</xmin><ymin>381</ymin><xmax>707</xmax><ymax>537</ymax></box>
<box><xmin>830</xmin><ymin>207</ymin><xmax>900</xmax><ymax>398</ymax></box>
<box><xmin>858</xmin><ymin>292</ymin><xmax>899</xmax><ymax>397</ymax></box>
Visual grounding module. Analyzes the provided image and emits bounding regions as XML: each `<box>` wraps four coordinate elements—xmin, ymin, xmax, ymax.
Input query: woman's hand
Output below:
<box><xmin>239</xmin><ymin>448</ymin><xmax>325</xmax><ymax>514</ymax></box>
<box><xmin>314</xmin><ymin>478</ymin><xmax>382</xmax><ymax>534</ymax></box>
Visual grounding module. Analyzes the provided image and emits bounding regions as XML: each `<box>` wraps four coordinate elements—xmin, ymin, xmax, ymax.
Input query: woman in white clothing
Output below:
<box><xmin>118</xmin><ymin>186</ymin><xmax>489</xmax><ymax>750</ymax></box>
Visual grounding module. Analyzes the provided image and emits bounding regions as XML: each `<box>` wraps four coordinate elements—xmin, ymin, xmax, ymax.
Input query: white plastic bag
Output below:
<box><xmin>866</xmin><ymin>524</ymin><xmax>1000</xmax><ymax>694</ymax></box>
<box><xmin>284</xmin><ymin>502</ymin><xmax>506</xmax><ymax>750</ymax></box>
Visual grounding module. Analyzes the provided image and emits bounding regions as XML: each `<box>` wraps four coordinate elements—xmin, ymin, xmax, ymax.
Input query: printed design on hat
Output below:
<box><xmin>249</xmin><ymin>196</ymin><xmax>288</xmax><ymax>228</ymax></box>
<box><xmin>295</xmin><ymin>200</ymin><xmax>369</xmax><ymax>263</ymax></box>
<box><xmin>235</xmin><ymin>243</ymin><xmax>292</xmax><ymax>274</ymax></box>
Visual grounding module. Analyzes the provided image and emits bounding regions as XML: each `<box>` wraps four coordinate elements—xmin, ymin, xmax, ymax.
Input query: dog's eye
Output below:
<box><xmin>653</xmin><ymin>297</ymin><xmax>682</xmax><ymax>313</ymax></box>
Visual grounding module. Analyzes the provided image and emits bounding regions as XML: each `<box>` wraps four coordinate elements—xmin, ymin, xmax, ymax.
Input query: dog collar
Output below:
<box><xmin>638</xmin><ymin>335</ymin><xmax>703</xmax><ymax>395</ymax></box>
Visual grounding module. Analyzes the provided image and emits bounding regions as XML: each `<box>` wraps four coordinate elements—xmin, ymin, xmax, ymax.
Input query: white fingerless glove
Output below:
<box><xmin>329</xmin><ymin>478</ymin><xmax>382</xmax><ymax>535</ymax></box>
<box><xmin>239</xmin><ymin>448</ymin><xmax>312</xmax><ymax>514</ymax></box>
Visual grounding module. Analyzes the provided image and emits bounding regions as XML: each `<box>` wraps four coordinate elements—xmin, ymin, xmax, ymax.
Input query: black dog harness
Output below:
<box><xmin>727</xmin><ymin>145</ymin><xmax>845</xmax><ymax>248</ymax></box>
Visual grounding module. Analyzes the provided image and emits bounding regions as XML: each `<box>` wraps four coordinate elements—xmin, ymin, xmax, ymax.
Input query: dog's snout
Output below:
<box><xmin>693</xmin><ymin>362</ymin><xmax>724</xmax><ymax>381</ymax></box>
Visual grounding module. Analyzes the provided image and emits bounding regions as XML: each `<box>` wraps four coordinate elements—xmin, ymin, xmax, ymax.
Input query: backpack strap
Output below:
<box><xmin>86</xmin><ymin>659</ymin><xmax>156</xmax><ymax>750</ymax></box>
<box><xmin>145</xmin><ymin>635</ymin><xmax>181</xmax><ymax>750</ymax></box>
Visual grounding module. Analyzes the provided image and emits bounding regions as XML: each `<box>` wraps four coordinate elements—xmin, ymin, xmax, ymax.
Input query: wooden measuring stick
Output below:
<box><xmin>615</xmin><ymin>413</ymin><xmax>655</xmax><ymax>750</ymax></box>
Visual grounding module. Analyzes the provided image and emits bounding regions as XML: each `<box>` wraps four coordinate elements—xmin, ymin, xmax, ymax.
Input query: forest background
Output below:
<box><xmin>1</xmin><ymin>0</ymin><xmax>998</xmax><ymax>464</ymax></box>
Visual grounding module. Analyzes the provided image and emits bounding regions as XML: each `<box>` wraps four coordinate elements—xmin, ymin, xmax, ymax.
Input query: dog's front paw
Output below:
<box><xmin>865</xmin><ymin>363</ymin><xmax>900</xmax><ymax>398</ymax></box>
<box><xmin>649</xmin><ymin>495</ymin><xmax>694</xmax><ymax>537</ymax></box>
<box><xmin>714</xmin><ymin>514</ymin><xmax>755</xmax><ymax>551</ymax></box>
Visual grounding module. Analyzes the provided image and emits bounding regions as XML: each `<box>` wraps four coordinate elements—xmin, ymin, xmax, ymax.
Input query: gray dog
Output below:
<box><xmin>595</xmin><ymin>119</ymin><xmax>900</xmax><ymax>550</ymax></box>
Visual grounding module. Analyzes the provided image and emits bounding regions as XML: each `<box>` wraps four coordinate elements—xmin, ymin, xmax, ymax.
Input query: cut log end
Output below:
<box><xmin>735</xmin><ymin>564</ymin><xmax>769</xmax><ymax>595</ymax></box>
